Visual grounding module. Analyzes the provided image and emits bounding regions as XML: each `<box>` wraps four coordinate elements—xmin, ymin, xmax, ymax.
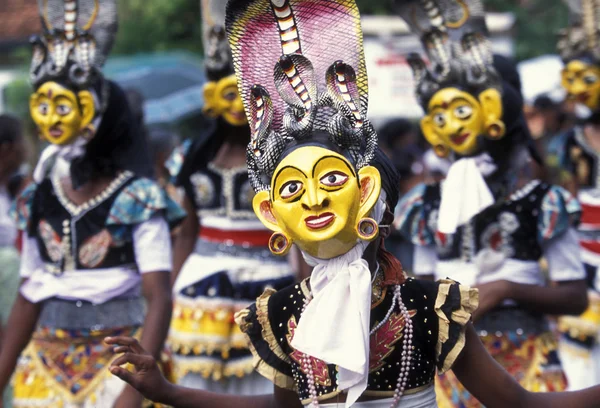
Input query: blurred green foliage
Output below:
<box><xmin>4</xmin><ymin>77</ymin><xmax>31</xmax><ymax>120</ymax></box>
<box><xmin>5</xmin><ymin>77</ymin><xmax>40</xmax><ymax>157</ymax></box>
<box><xmin>113</xmin><ymin>0</ymin><xmax>202</xmax><ymax>55</ymax></box>
<box><xmin>486</xmin><ymin>0</ymin><xmax>569</xmax><ymax>61</ymax></box>
<box><xmin>110</xmin><ymin>0</ymin><xmax>568</xmax><ymax>61</ymax></box>
<box><xmin>355</xmin><ymin>0</ymin><xmax>393</xmax><ymax>14</ymax></box>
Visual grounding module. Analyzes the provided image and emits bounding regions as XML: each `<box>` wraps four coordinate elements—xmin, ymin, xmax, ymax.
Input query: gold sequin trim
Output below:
<box><xmin>234</xmin><ymin>289</ymin><xmax>296</xmax><ymax>390</ymax></box>
<box><xmin>434</xmin><ymin>279</ymin><xmax>479</xmax><ymax>374</ymax></box>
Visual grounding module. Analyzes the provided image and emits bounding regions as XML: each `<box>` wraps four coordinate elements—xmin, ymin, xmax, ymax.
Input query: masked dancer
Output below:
<box><xmin>106</xmin><ymin>1</ymin><xmax>600</xmax><ymax>407</ymax></box>
<box><xmin>0</xmin><ymin>1</ymin><xmax>184</xmax><ymax>407</ymax></box>
<box><xmin>393</xmin><ymin>0</ymin><xmax>588</xmax><ymax>406</ymax></box>
<box><xmin>165</xmin><ymin>0</ymin><xmax>295</xmax><ymax>395</ymax></box>
<box><xmin>555</xmin><ymin>0</ymin><xmax>600</xmax><ymax>391</ymax></box>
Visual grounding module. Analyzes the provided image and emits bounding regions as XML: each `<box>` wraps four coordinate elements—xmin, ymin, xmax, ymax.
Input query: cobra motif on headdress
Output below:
<box><xmin>393</xmin><ymin>0</ymin><xmax>500</xmax><ymax>107</ymax></box>
<box><xmin>30</xmin><ymin>0</ymin><xmax>117</xmax><ymax>91</ymax></box>
<box><xmin>558</xmin><ymin>0</ymin><xmax>600</xmax><ymax>63</ymax></box>
<box><xmin>226</xmin><ymin>0</ymin><xmax>377</xmax><ymax>193</ymax></box>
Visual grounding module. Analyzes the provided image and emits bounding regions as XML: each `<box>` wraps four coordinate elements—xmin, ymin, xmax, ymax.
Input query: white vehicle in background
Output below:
<box><xmin>0</xmin><ymin>70</ymin><xmax>18</xmax><ymax>113</ymax></box>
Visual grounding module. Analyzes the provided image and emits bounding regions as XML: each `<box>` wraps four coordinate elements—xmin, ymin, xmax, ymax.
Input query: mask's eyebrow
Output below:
<box><xmin>272</xmin><ymin>165</ymin><xmax>307</xmax><ymax>200</ymax></box>
<box><xmin>312</xmin><ymin>155</ymin><xmax>356</xmax><ymax>178</ymax></box>
<box><xmin>430</xmin><ymin>97</ymin><xmax>471</xmax><ymax>111</ymax></box>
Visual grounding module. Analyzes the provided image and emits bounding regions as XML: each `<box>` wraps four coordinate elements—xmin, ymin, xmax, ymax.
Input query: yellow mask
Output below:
<box><xmin>203</xmin><ymin>74</ymin><xmax>248</xmax><ymax>126</ymax></box>
<box><xmin>30</xmin><ymin>81</ymin><xmax>96</xmax><ymax>146</ymax></box>
<box><xmin>562</xmin><ymin>60</ymin><xmax>600</xmax><ymax>110</ymax></box>
<box><xmin>421</xmin><ymin>87</ymin><xmax>504</xmax><ymax>157</ymax></box>
<box><xmin>252</xmin><ymin>146</ymin><xmax>381</xmax><ymax>259</ymax></box>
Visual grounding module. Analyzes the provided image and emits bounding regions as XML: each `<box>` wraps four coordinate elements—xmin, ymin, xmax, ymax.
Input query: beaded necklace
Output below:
<box><xmin>300</xmin><ymin>270</ymin><xmax>414</xmax><ymax>407</ymax></box>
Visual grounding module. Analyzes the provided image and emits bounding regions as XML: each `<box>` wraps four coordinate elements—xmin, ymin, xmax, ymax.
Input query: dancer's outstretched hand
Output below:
<box><xmin>105</xmin><ymin>336</ymin><xmax>172</xmax><ymax>404</ymax></box>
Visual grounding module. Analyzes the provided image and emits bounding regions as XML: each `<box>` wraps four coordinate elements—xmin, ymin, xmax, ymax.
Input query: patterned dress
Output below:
<box><xmin>10</xmin><ymin>173</ymin><xmax>184</xmax><ymax>408</ymax></box>
<box><xmin>395</xmin><ymin>180</ymin><xmax>583</xmax><ymax>406</ymax></box>
<box><xmin>557</xmin><ymin>127</ymin><xmax>600</xmax><ymax>390</ymax></box>
<box><xmin>166</xmin><ymin>140</ymin><xmax>295</xmax><ymax>394</ymax></box>
<box><xmin>235</xmin><ymin>265</ymin><xmax>478</xmax><ymax>407</ymax></box>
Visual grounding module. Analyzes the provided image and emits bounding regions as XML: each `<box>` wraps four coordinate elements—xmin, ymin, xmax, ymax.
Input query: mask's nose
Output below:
<box><xmin>302</xmin><ymin>181</ymin><xmax>329</xmax><ymax>211</ymax></box>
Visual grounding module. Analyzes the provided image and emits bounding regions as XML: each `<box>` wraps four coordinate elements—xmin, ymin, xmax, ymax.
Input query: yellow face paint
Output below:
<box><xmin>421</xmin><ymin>87</ymin><xmax>504</xmax><ymax>156</ymax></box>
<box><xmin>203</xmin><ymin>74</ymin><xmax>248</xmax><ymax>126</ymax></box>
<box><xmin>252</xmin><ymin>146</ymin><xmax>381</xmax><ymax>259</ymax></box>
<box><xmin>29</xmin><ymin>81</ymin><xmax>96</xmax><ymax>146</ymax></box>
<box><xmin>562</xmin><ymin>60</ymin><xmax>600</xmax><ymax>110</ymax></box>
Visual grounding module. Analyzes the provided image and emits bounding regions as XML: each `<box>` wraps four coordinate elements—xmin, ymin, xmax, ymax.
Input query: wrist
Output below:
<box><xmin>122</xmin><ymin>385</ymin><xmax>143</xmax><ymax>399</ymax></box>
<box><xmin>158</xmin><ymin>381</ymin><xmax>181</xmax><ymax>405</ymax></box>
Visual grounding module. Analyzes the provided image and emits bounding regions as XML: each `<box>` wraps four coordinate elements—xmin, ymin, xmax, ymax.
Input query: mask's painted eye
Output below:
<box><xmin>222</xmin><ymin>89</ymin><xmax>238</xmax><ymax>101</ymax></box>
<box><xmin>320</xmin><ymin>171</ymin><xmax>349</xmax><ymax>187</ymax></box>
<box><xmin>433</xmin><ymin>112</ymin><xmax>446</xmax><ymax>127</ymax></box>
<box><xmin>280</xmin><ymin>181</ymin><xmax>303</xmax><ymax>199</ymax></box>
<box><xmin>56</xmin><ymin>104</ymin><xmax>72</xmax><ymax>116</ymax></box>
<box><xmin>454</xmin><ymin>104</ymin><xmax>473</xmax><ymax>120</ymax></box>
<box><xmin>584</xmin><ymin>74</ymin><xmax>598</xmax><ymax>85</ymax></box>
<box><xmin>38</xmin><ymin>102</ymin><xmax>49</xmax><ymax>115</ymax></box>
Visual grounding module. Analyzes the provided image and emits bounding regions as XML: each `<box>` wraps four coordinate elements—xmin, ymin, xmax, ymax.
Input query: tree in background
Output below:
<box><xmin>111</xmin><ymin>0</ymin><xmax>567</xmax><ymax>61</ymax></box>
<box><xmin>113</xmin><ymin>0</ymin><xmax>202</xmax><ymax>55</ymax></box>
<box><xmin>486</xmin><ymin>0</ymin><xmax>568</xmax><ymax>61</ymax></box>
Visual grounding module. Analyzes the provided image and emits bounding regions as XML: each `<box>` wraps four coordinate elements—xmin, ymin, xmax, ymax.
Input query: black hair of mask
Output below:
<box><xmin>34</xmin><ymin>67</ymin><xmax>104</xmax><ymax>96</ymax></box>
<box><xmin>278</xmin><ymin>130</ymin><xmax>356</xmax><ymax>165</ymax></box>
<box><xmin>565</xmin><ymin>53</ymin><xmax>598</xmax><ymax>67</ymax></box>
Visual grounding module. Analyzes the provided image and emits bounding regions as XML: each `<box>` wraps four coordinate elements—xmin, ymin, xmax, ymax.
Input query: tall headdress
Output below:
<box><xmin>30</xmin><ymin>0</ymin><xmax>117</xmax><ymax>100</ymax></box>
<box><xmin>226</xmin><ymin>0</ymin><xmax>377</xmax><ymax>192</ymax></box>
<box><xmin>393</xmin><ymin>0</ymin><xmax>500</xmax><ymax>108</ymax></box>
<box><xmin>201</xmin><ymin>0</ymin><xmax>235</xmax><ymax>81</ymax></box>
<box><xmin>558</xmin><ymin>0</ymin><xmax>600</xmax><ymax>64</ymax></box>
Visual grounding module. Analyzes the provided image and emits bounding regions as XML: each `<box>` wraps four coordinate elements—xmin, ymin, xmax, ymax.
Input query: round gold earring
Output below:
<box><xmin>269</xmin><ymin>232</ymin><xmax>292</xmax><ymax>256</ymax></box>
<box><xmin>356</xmin><ymin>218</ymin><xmax>379</xmax><ymax>241</ymax></box>
<box><xmin>433</xmin><ymin>144</ymin><xmax>450</xmax><ymax>158</ymax></box>
<box><xmin>486</xmin><ymin>121</ymin><xmax>506</xmax><ymax>140</ymax></box>
<box><xmin>82</xmin><ymin>125</ymin><xmax>96</xmax><ymax>141</ymax></box>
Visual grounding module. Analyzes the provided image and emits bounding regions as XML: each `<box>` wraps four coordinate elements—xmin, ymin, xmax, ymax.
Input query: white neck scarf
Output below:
<box><xmin>292</xmin><ymin>194</ymin><xmax>386</xmax><ymax>408</ymax></box>
<box><xmin>33</xmin><ymin>136</ymin><xmax>89</xmax><ymax>183</ymax></box>
<box><xmin>437</xmin><ymin>154</ymin><xmax>496</xmax><ymax>234</ymax></box>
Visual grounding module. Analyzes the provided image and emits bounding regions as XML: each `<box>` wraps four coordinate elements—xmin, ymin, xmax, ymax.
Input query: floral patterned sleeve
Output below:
<box><xmin>106</xmin><ymin>177</ymin><xmax>186</xmax><ymax>243</ymax></box>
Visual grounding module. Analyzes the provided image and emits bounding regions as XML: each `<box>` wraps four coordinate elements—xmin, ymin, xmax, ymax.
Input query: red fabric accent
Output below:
<box><xmin>199</xmin><ymin>226</ymin><xmax>271</xmax><ymax>247</ymax></box>
<box><xmin>580</xmin><ymin>240</ymin><xmax>600</xmax><ymax>255</ymax></box>
<box><xmin>16</xmin><ymin>230</ymin><xmax>23</xmax><ymax>253</ymax></box>
<box><xmin>581</xmin><ymin>203</ymin><xmax>600</xmax><ymax>227</ymax></box>
<box><xmin>379</xmin><ymin>239</ymin><xmax>407</xmax><ymax>286</ymax></box>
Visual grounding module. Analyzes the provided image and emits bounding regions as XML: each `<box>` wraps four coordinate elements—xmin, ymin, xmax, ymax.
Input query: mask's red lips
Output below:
<box><xmin>49</xmin><ymin>126</ymin><xmax>63</xmax><ymax>139</ymax></box>
<box><xmin>229</xmin><ymin>111</ymin><xmax>247</xmax><ymax>121</ymax></box>
<box><xmin>304</xmin><ymin>212</ymin><xmax>335</xmax><ymax>230</ymax></box>
<box><xmin>578</xmin><ymin>92</ymin><xmax>591</xmax><ymax>103</ymax></box>
<box><xmin>450</xmin><ymin>132</ymin><xmax>470</xmax><ymax>145</ymax></box>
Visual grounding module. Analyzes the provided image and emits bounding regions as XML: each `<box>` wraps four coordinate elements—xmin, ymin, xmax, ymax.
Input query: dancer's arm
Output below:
<box><xmin>171</xmin><ymin>196</ymin><xmax>198</xmax><ymax>286</ymax></box>
<box><xmin>116</xmin><ymin>216</ymin><xmax>175</xmax><ymax>407</ymax></box>
<box><xmin>106</xmin><ymin>336</ymin><xmax>302</xmax><ymax>408</ymax></box>
<box><xmin>473</xmin><ymin>278</ymin><xmax>587</xmax><ymax>321</ymax></box>
<box><xmin>0</xmin><ymin>290</ymin><xmax>40</xmax><ymax>393</ymax></box>
<box><xmin>453</xmin><ymin>323</ymin><xmax>600</xmax><ymax>408</ymax></box>
<box><xmin>139</xmin><ymin>272</ymin><xmax>173</xmax><ymax>359</ymax></box>
<box><xmin>474</xmin><ymin>227</ymin><xmax>587</xmax><ymax>320</ymax></box>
